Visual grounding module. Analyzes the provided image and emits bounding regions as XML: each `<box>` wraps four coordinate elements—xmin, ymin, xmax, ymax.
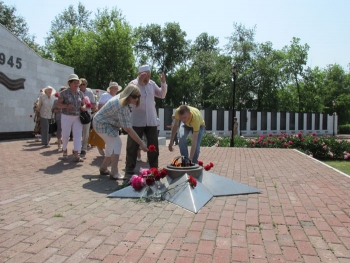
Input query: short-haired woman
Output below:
<box><xmin>36</xmin><ymin>86</ymin><xmax>56</xmax><ymax>147</ymax></box>
<box><xmin>93</xmin><ymin>84</ymin><xmax>148</xmax><ymax>180</ymax></box>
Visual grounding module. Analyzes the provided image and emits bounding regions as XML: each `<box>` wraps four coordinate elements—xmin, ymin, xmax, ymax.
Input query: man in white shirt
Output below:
<box><xmin>125</xmin><ymin>65</ymin><xmax>167</xmax><ymax>175</ymax></box>
<box><xmin>79</xmin><ymin>78</ymin><xmax>96</xmax><ymax>157</ymax></box>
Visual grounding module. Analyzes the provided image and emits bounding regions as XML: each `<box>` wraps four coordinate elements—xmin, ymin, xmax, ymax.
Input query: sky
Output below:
<box><xmin>4</xmin><ymin>0</ymin><xmax>350</xmax><ymax>70</ymax></box>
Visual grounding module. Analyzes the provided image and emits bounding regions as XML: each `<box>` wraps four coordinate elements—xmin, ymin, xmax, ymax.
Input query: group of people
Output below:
<box><xmin>34</xmin><ymin>64</ymin><xmax>209</xmax><ymax>180</ymax></box>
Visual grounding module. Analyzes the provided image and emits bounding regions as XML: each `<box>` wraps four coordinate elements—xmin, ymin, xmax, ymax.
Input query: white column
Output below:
<box><xmin>303</xmin><ymin>113</ymin><xmax>307</xmax><ymax>133</ymax></box>
<box><xmin>293</xmin><ymin>113</ymin><xmax>298</xmax><ymax>134</ymax></box>
<box><xmin>224</xmin><ymin>110</ymin><xmax>229</xmax><ymax>136</ymax></box>
<box><xmin>312</xmin><ymin>113</ymin><xmax>315</xmax><ymax>132</ymax></box>
<box><xmin>246</xmin><ymin>111</ymin><xmax>251</xmax><ymax>136</ymax></box>
<box><xmin>257</xmin><ymin>112</ymin><xmax>262</xmax><ymax>135</ymax></box>
<box><xmin>286</xmin><ymin>113</ymin><xmax>290</xmax><ymax>132</ymax></box>
<box><xmin>212</xmin><ymin>110</ymin><xmax>217</xmax><ymax>134</ymax></box>
<box><xmin>267</xmin><ymin>112</ymin><xmax>271</xmax><ymax>134</ymax></box>
<box><xmin>276</xmin><ymin>112</ymin><xmax>281</xmax><ymax>135</ymax></box>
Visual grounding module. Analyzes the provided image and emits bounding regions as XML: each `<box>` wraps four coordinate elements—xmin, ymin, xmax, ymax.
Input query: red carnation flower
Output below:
<box><xmin>198</xmin><ymin>160</ymin><xmax>203</xmax><ymax>166</ymax></box>
<box><xmin>154</xmin><ymin>174</ymin><xmax>161</xmax><ymax>181</ymax></box>
<box><xmin>209</xmin><ymin>162</ymin><xmax>214</xmax><ymax>168</ymax></box>
<box><xmin>150</xmin><ymin>167</ymin><xmax>158</xmax><ymax>173</ymax></box>
<box><xmin>40</xmin><ymin>89</ymin><xmax>43</xmax><ymax>92</ymax></box>
<box><xmin>54</xmin><ymin>93</ymin><xmax>59</xmax><ymax>97</ymax></box>
<box><xmin>145</xmin><ymin>177</ymin><xmax>154</xmax><ymax>186</ymax></box>
<box><xmin>204</xmin><ymin>165</ymin><xmax>211</xmax><ymax>171</ymax></box>
<box><xmin>153</xmin><ymin>170</ymin><xmax>160</xmax><ymax>177</ymax></box>
<box><xmin>148</xmin><ymin>145</ymin><xmax>157</xmax><ymax>152</ymax></box>
<box><xmin>30</xmin><ymin>115</ymin><xmax>32</xmax><ymax>118</ymax></box>
<box><xmin>160</xmin><ymin>168</ymin><xmax>168</xmax><ymax>178</ymax></box>
<box><xmin>96</xmin><ymin>90</ymin><xmax>99</xmax><ymax>93</ymax></box>
<box><xmin>188</xmin><ymin>175</ymin><xmax>197</xmax><ymax>188</ymax></box>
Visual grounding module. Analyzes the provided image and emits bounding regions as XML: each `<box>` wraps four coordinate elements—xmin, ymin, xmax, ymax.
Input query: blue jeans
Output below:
<box><xmin>178</xmin><ymin>124</ymin><xmax>205</xmax><ymax>164</ymax></box>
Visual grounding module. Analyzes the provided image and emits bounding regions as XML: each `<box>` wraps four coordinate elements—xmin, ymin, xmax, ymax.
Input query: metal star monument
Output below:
<box><xmin>108</xmin><ymin>164</ymin><xmax>261</xmax><ymax>213</ymax></box>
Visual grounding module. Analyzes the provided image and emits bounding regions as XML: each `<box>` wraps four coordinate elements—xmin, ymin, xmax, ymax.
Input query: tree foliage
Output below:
<box><xmin>45</xmin><ymin>4</ymin><xmax>135</xmax><ymax>90</ymax></box>
<box><xmin>0</xmin><ymin>1</ymin><xmax>46</xmax><ymax>55</ymax></box>
<box><xmin>2</xmin><ymin>3</ymin><xmax>350</xmax><ymax>124</ymax></box>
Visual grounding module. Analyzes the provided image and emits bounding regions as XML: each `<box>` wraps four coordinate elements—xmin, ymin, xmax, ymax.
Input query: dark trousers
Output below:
<box><xmin>125</xmin><ymin>126</ymin><xmax>159</xmax><ymax>174</ymax></box>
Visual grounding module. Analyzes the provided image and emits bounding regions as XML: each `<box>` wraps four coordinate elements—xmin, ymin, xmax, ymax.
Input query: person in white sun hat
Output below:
<box><xmin>96</xmin><ymin>81</ymin><xmax>123</xmax><ymax>156</ymax></box>
<box><xmin>56</xmin><ymin>74</ymin><xmax>86</xmax><ymax>162</ymax></box>
<box><xmin>36</xmin><ymin>86</ymin><xmax>56</xmax><ymax>147</ymax></box>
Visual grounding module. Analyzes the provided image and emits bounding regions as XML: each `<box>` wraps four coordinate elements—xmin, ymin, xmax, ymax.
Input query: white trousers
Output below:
<box><xmin>98</xmin><ymin>132</ymin><xmax>122</xmax><ymax>156</ymax></box>
<box><xmin>61</xmin><ymin>114</ymin><xmax>83</xmax><ymax>152</ymax></box>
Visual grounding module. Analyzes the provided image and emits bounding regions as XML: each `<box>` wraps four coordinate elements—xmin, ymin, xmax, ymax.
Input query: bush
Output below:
<box><xmin>338</xmin><ymin>124</ymin><xmax>350</xmax><ymax>134</ymax></box>
<box><xmin>246</xmin><ymin>132</ymin><xmax>350</xmax><ymax>160</ymax></box>
<box><xmin>186</xmin><ymin>131</ymin><xmax>350</xmax><ymax>160</ymax></box>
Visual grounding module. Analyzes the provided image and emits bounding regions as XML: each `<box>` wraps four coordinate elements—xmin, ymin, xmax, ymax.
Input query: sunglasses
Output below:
<box><xmin>80</xmin><ymin>83</ymin><xmax>87</xmax><ymax>86</ymax></box>
<box><xmin>130</xmin><ymin>95</ymin><xmax>141</xmax><ymax>99</ymax></box>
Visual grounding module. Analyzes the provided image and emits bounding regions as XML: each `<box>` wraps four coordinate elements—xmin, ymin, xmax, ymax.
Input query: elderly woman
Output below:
<box><xmin>52</xmin><ymin>86</ymin><xmax>67</xmax><ymax>151</ymax></box>
<box><xmin>93</xmin><ymin>84</ymin><xmax>148</xmax><ymax>180</ymax></box>
<box><xmin>98</xmin><ymin>81</ymin><xmax>122</xmax><ymax>110</ymax></box>
<box><xmin>56</xmin><ymin>74</ymin><xmax>86</xmax><ymax>162</ymax></box>
<box><xmin>36</xmin><ymin>86</ymin><xmax>56</xmax><ymax>147</ymax></box>
<box><xmin>96</xmin><ymin>82</ymin><xmax>123</xmax><ymax>156</ymax></box>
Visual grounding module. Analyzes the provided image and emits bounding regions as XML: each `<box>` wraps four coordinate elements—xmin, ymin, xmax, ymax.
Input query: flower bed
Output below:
<box><xmin>188</xmin><ymin>131</ymin><xmax>350</xmax><ymax>160</ymax></box>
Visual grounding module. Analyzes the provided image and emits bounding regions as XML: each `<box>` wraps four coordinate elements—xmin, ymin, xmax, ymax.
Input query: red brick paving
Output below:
<box><xmin>0</xmin><ymin>137</ymin><xmax>350</xmax><ymax>262</ymax></box>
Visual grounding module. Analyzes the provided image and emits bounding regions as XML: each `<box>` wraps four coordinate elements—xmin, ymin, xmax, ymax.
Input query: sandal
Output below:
<box><xmin>110</xmin><ymin>173</ymin><xmax>126</xmax><ymax>180</ymax></box>
<box><xmin>99</xmin><ymin>169</ymin><xmax>110</xmax><ymax>175</ymax></box>
<box><xmin>72</xmin><ymin>156</ymin><xmax>84</xmax><ymax>162</ymax></box>
<box><xmin>63</xmin><ymin>151</ymin><xmax>68</xmax><ymax>159</ymax></box>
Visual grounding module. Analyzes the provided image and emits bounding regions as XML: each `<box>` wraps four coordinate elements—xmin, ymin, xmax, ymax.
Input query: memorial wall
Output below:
<box><xmin>0</xmin><ymin>24</ymin><xmax>74</xmax><ymax>139</ymax></box>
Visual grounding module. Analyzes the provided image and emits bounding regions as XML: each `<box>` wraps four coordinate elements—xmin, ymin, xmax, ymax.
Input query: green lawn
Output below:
<box><xmin>323</xmin><ymin>160</ymin><xmax>350</xmax><ymax>175</ymax></box>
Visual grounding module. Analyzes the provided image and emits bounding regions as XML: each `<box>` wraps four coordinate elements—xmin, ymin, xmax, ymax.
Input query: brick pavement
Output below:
<box><xmin>0</xmin><ymin>136</ymin><xmax>349</xmax><ymax>262</ymax></box>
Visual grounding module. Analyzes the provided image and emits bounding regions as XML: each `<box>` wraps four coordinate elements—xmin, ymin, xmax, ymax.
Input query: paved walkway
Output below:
<box><xmin>0</xmin><ymin>136</ymin><xmax>349</xmax><ymax>263</ymax></box>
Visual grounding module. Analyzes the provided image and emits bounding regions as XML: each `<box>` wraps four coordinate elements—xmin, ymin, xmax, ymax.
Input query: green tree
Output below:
<box><xmin>45</xmin><ymin>4</ymin><xmax>135</xmax><ymax>90</ymax></box>
<box><xmin>0</xmin><ymin>1</ymin><xmax>46</xmax><ymax>56</ymax></box>
<box><xmin>134</xmin><ymin>22</ymin><xmax>190</xmax><ymax>74</ymax></box>
<box><xmin>282</xmin><ymin>37</ymin><xmax>310</xmax><ymax>112</ymax></box>
<box><xmin>225</xmin><ymin>23</ymin><xmax>258</xmax><ymax>110</ymax></box>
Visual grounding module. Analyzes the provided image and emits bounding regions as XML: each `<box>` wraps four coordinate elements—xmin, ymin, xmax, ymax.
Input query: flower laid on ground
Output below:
<box><xmin>148</xmin><ymin>145</ymin><xmax>157</xmax><ymax>152</ymax></box>
<box><xmin>130</xmin><ymin>167</ymin><xmax>167</xmax><ymax>191</ymax></box>
<box><xmin>188</xmin><ymin>175</ymin><xmax>197</xmax><ymax>188</ymax></box>
<box><xmin>130</xmin><ymin>168</ymin><xmax>197</xmax><ymax>201</ymax></box>
<box><xmin>198</xmin><ymin>160</ymin><xmax>214</xmax><ymax>171</ymax></box>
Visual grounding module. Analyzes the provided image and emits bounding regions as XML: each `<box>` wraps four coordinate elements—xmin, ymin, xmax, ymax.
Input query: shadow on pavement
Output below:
<box><xmin>81</xmin><ymin>174</ymin><xmax>122</xmax><ymax>194</ymax></box>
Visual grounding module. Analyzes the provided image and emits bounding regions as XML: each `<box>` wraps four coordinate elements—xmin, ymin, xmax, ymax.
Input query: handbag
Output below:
<box><xmin>87</xmin><ymin>129</ymin><xmax>105</xmax><ymax>149</ymax></box>
<box><xmin>49</xmin><ymin>117</ymin><xmax>57</xmax><ymax>134</ymax></box>
<box><xmin>80</xmin><ymin>111</ymin><xmax>91</xmax><ymax>124</ymax></box>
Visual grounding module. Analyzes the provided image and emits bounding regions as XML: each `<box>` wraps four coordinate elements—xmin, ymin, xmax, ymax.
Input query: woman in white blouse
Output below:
<box><xmin>36</xmin><ymin>86</ymin><xmax>56</xmax><ymax>147</ymax></box>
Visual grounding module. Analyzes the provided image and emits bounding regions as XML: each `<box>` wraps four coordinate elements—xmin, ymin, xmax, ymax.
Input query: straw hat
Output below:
<box><xmin>107</xmin><ymin>81</ymin><xmax>123</xmax><ymax>93</ymax></box>
<box><xmin>66</xmin><ymin>74</ymin><xmax>80</xmax><ymax>85</ymax></box>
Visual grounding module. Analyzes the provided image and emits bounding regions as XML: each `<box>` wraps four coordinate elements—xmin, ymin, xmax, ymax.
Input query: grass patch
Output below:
<box><xmin>53</xmin><ymin>213</ymin><xmax>63</xmax><ymax>218</ymax></box>
<box><xmin>323</xmin><ymin>160</ymin><xmax>350</xmax><ymax>175</ymax></box>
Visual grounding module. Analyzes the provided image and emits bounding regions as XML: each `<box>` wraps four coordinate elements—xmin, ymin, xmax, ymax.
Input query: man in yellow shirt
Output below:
<box><xmin>168</xmin><ymin>105</ymin><xmax>205</xmax><ymax>164</ymax></box>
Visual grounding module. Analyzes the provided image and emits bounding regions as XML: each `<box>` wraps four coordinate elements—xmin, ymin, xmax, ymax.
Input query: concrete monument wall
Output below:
<box><xmin>0</xmin><ymin>24</ymin><xmax>74</xmax><ymax>136</ymax></box>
